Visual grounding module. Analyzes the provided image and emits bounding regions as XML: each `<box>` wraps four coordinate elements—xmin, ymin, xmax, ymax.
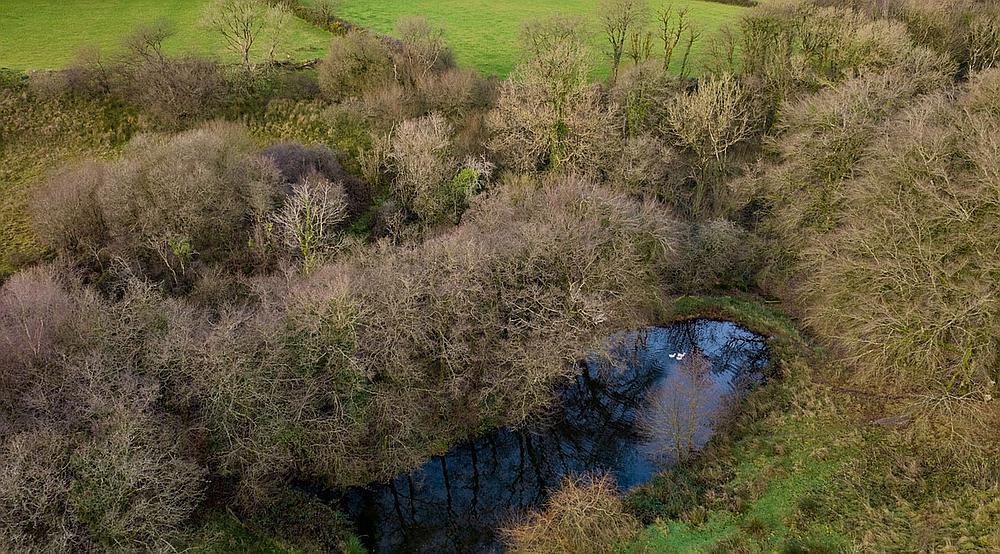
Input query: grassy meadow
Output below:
<box><xmin>0</xmin><ymin>0</ymin><xmax>744</xmax><ymax>75</ymax></box>
<box><xmin>0</xmin><ymin>0</ymin><xmax>331</xmax><ymax>70</ymax></box>
<box><xmin>336</xmin><ymin>0</ymin><xmax>746</xmax><ymax>76</ymax></box>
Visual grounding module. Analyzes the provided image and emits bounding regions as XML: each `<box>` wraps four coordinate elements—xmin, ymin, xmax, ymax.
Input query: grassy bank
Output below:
<box><xmin>621</xmin><ymin>296</ymin><xmax>1000</xmax><ymax>552</ymax></box>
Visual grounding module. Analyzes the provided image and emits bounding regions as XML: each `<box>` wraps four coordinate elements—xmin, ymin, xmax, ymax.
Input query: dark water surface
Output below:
<box><xmin>343</xmin><ymin>319</ymin><xmax>769</xmax><ymax>553</ymax></box>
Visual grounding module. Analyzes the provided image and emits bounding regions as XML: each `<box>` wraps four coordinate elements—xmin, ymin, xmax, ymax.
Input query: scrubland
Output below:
<box><xmin>1</xmin><ymin>0</ymin><xmax>999</xmax><ymax>552</ymax></box>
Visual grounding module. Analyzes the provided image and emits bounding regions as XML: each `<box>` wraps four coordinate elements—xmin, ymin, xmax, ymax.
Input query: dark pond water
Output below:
<box><xmin>343</xmin><ymin>319</ymin><xmax>769</xmax><ymax>553</ymax></box>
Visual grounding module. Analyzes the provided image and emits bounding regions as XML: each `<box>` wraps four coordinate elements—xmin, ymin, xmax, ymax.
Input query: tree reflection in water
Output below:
<box><xmin>343</xmin><ymin>319</ymin><xmax>768</xmax><ymax>553</ymax></box>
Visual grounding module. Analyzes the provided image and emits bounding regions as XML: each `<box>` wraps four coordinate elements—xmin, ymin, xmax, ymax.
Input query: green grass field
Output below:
<box><xmin>336</xmin><ymin>0</ymin><xmax>747</xmax><ymax>76</ymax></box>
<box><xmin>0</xmin><ymin>0</ymin><xmax>331</xmax><ymax>70</ymax></box>
<box><xmin>0</xmin><ymin>1</ymin><xmax>745</xmax><ymax>76</ymax></box>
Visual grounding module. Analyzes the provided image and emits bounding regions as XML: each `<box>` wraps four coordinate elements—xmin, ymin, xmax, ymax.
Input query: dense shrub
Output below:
<box><xmin>896</xmin><ymin>0</ymin><xmax>1000</xmax><ymax>72</ymax></box>
<box><xmin>0</xmin><ymin>270</ymin><xmax>207</xmax><ymax>551</ymax></box>
<box><xmin>30</xmin><ymin>161</ymin><xmax>109</xmax><ymax>266</ymax></box>
<box><xmin>741</xmin><ymin>50</ymin><xmax>954</xmax><ymax>277</ymax></box>
<box><xmin>608</xmin><ymin>133</ymin><xmax>675</xmax><ymax>196</ymax></box>
<box><xmin>0</xmin><ymin>428</ymin><xmax>75</xmax><ymax>551</ymax></box>
<box><xmin>318</xmin><ymin>30</ymin><xmax>395</xmax><ymax>101</ymax></box>
<box><xmin>388</xmin><ymin>113</ymin><xmax>492</xmax><ymax>224</ymax></box>
<box><xmin>262</xmin><ymin>142</ymin><xmax>371</xmax><ymax>216</ymax></box>
<box><xmin>413</xmin><ymin>66</ymin><xmax>494</xmax><ymax>119</ymax></box>
<box><xmin>799</xmin><ymin>71</ymin><xmax>1000</xmax><ymax>399</ymax></box>
<box><xmin>121</xmin><ymin>56</ymin><xmax>226</xmax><ymax>127</ymax></box>
<box><xmin>737</xmin><ymin>2</ymin><xmax>935</xmax><ymax>108</ymax></box>
<box><xmin>99</xmin><ymin>122</ymin><xmax>282</xmax><ymax>284</ymax></box>
<box><xmin>610</xmin><ymin>61</ymin><xmax>684</xmax><ymax>136</ymax></box>
<box><xmin>393</xmin><ymin>16</ymin><xmax>455</xmax><ymax>85</ymax></box>
<box><xmin>489</xmin><ymin>17</ymin><xmax>621</xmax><ymax>173</ymax></box>
<box><xmin>504</xmin><ymin>474</ymin><xmax>640</xmax><ymax>553</ymax></box>
<box><xmin>151</xmin><ymin>174</ymin><xmax>679</xmax><ymax>500</ymax></box>
<box><xmin>664</xmin><ymin>72</ymin><xmax>759</xmax><ymax>214</ymax></box>
<box><xmin>66</xmin><ymin>398</ymin><xmax>206</xmax><ymax>548</ymax></box>
<box><xmin>669</xmin><ymin>219</ymin><xmax>764</xmax><ymax>293</ymax></box>
<box><xmin>0</xmin><ymin>267</ymin><xmax>73</xmax><ymax>402</ymax></box>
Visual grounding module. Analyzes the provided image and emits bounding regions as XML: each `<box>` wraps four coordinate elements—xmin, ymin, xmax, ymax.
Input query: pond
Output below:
<box><xmin>342</xmin><ymin>319</ymin><xmax>769</xmax><ymax>553</ymax></box>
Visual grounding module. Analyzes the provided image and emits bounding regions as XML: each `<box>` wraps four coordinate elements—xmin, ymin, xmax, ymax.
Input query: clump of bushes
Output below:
<box><xmin>670</xmin><ymin>219</ymin><xmax>764</xmax><ymax>293</ymax></box>
<box><xmin>663</xmin><ymin>72</ymin><xmax>760</xmax><ymax>214</ymax></box>
<box><xmin>30</xmin><ymin>125</ymin><xmax>375</xmax><ymax>286</ymax></box>
<box><xmin>740</xmin><ymin>50</ymin><xmax>954</xmax><ymax>277</ymax></box>
<box><xmin>735</xmin><ymin>2</ymin><xmax>942</xmax><ymax>111</ymax></box>
<box><xmin>488</xmin><ymin>16</ymin><xmax>621</xmax><ymax>174</ymax></box>
<box><xmin>99</xmin><ymin>122</ymin><xmax>282</xmax><ymax>284</ymax></box>
<box><xmin>151</xmin><ymin>174</ymin><xmax>679</xmax><ymax>500</ymax></box>
<box><xmin>121</xmin><ymin>55</ymin><xmax>226</xmax><ymax>127</ymax></box>
<box><xmin>799</xmin><ymin>70</ymin><xmax>1000</xmax><ymax>400</ymax></box>
<box><xmin>504</xmin><ymin>474</ymin><xmax>640</xmax><ymax>553</ymax></box>
<box><xmin>318</xmin><ymin>18</ymin><xmax>488</xmax><ymax>131</ymax></box>
<box><xmin>895</xmin><ymin>0</ymin><xmax>1000</xmax><ymax>73</ymax></box>
<box><xmin>48</xmin><ymin>20</ymin><xmax>227</xmax><ymax>127</ymax></box>
<box><xmin>318</xmin><ymin>30</ymin><xmax>395</xmax><ymax>102</ymax></box>
<box><xmin>29</xmin><ymin>161</ymin><xmax>109</xmax><ymax>268</ymax></box>
<box><xmin>0</xmin><ymin>268</ymin><xmax>207</xmax><ymax>551</ymax></box>
<box><xmin>386</xmin><ymin>112</ymin><xmax>492</xmax><ymax>224</ymax></box>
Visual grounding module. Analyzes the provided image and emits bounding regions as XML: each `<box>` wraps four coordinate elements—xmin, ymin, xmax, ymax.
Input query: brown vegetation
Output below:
<box><xmin>6</xmin><ymin>0</ymin><xmax>1000</xmax><ymax>548</ymax></box>
<box><xmin>489</xmin><ymin>16</ymin><xmax>621</xmax><ymax>174</ymax></box>
<box><xmin>504</xmin><ymin>474</ymin><xmax>640</xmax><ymax>553</ymax></box>
<box><xmin>0</xmin><ymin>268</ymin><xmax>206</xmax><ymax>551</ymax></box>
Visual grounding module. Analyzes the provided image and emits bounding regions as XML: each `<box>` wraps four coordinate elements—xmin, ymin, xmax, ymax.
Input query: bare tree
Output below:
<box><xmin>599</xmin><ymin>0</ymin><xmax>650</xmax><ymax>85</ymax></box>
<box><xmin>394</xmin><ymin>16</ymin><xmax>451</xmax><ymax>83</ymax></box>
<box><xmin>665</xmin><ymin>73</ymin><xmax>755</xmax><ymax>214</ymax></box>
<box><xmin>678</xmin><ymin>23</ymin><xmax>702</xmax><ymax>78</ymax></box>
<box><xmin>658</xmin><ymin>5</ymin><xmax>691</xmax><ymax>73</ymax></box>
<box><xmin>122</xmin><ymin>19</ymin><xmax>175</xmax><ymax>64</ymax></box>
<box><xmin>272</xmin><ymin>173</ymin><xmax>348</xmax><ymax>272</ymax></box>
<box><xmin>312</xmin><ymin>0</ymin><xmax>340</xmax><ymax>30</ymax></box>
<box><xmin>488</xmin><ymin>15</ymin><xmax>621</xmax><ymax>173</ymax></box>
<box><xmin>203</xmin><ymin>0</ymin><xmax>268</xmax><ymax>70</ymax></box>
<box><xmin>627</xmin><ymin>30</ymin><xmax>654</xmax><ymax>65</ymax></box>
<box><xmin>264</xmin><ymin>3</ymin><xmax>292</xmax><ymax>63</ymax></box>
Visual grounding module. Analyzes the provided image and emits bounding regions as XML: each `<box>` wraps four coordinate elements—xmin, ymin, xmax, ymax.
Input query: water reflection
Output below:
<box><xmin>344</xmin><ymin>319</ymin><xmax>769</xmax><ymax>553</ymax></box>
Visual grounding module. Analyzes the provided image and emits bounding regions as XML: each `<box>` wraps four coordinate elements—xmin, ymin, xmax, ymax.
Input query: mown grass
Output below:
<box><xmin>0</xmin><ymin>0</ymin><xmax>331</xmax><ymax>70</ymax></box>
<box><xmin>333</xmin><ymin>0</ymin><xmax>746</xmax><ymax>77</ymax></box>
<box><xmin>0</xmin><ymin>0</ymin><xmax>743</xmax><ymax>76</ymax></box>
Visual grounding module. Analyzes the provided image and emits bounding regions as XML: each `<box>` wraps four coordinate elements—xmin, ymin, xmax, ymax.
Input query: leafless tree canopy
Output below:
<box><xmin>599</xmin><ymin>0</ymin><xmax>651</xmax><ymax>85</ymax></box>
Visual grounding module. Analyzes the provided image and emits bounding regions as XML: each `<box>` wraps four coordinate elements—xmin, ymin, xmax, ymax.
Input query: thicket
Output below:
<box><xmin>29</xmin><ymin>123</ymin><xmax>375</xmax><ymax>290</ymax></box>
<box><xmin>5</xmin><ymin>0</ymin><xmax>1000</xmax><ymax>549</ymax></box>
<box><xmin>738</xmin><ymin>0</ymin><xmax>1000</xmax><ymax>474</ymax></box>
<box><xmin>161</xmin><ymin>174</ymin><xmax>677</xmax><ymax>502</ymax></box>
<box><xmin>0</xmin><ymin>268</ymin><xmax>206</xmax><ymax>551</ymax></box>
<box><xmin>8</xmin><ymin>174</ymin><xmax>680</xmax><ymax>543</ymax></box>
<box><xmin>799</xmin><ymin>70</ymin><xmax>1000</xmax><ymax>434</ymax></box>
